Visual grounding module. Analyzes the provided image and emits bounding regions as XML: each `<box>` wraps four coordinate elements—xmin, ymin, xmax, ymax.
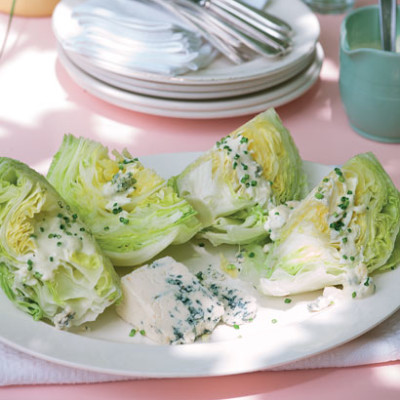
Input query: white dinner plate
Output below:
<box><xmin>53</xmin><ymin>0</ymin><xmax>320</xmax><ymax>86</ymax></box>
<box><xmin>57</xmin><ymin>43</ymin><xmax>323</xmax><ymax>118</ymax></box>
<box><xmin>0</xmin><ymin>152</ymin><xmax>399</xmax><ymax>378</ymax></box>
<box><xmin>65</xmin><ymin>48</ymin><xmax>317</xmax><ymax>100</ymax></box>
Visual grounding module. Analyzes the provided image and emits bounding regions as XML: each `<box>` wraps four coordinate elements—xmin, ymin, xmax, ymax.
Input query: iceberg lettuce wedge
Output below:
<box><xmin>47</xmin><ymin>135</ymin><xmax>201</xmax><ymax>266</ymax></box>
<box><xmin>255</xmin><ymin>153</ymin><xmax>400</xmax><ymax>296</ymax></box>
<box><xmin>0</xmin><ymin>158</ymin><xmax>121</xmax><ymax>328</ymax></box>
<box><xmin>171</xmin><ymin>109</ymin><xmax>308</xmax><ymax>245</ymax></box>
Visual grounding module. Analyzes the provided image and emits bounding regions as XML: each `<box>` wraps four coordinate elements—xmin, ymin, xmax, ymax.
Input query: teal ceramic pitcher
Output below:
<box><xmin>340</xmin><ymin>5</ymin><xmax>400</xmax><ymax>143</ymax></box>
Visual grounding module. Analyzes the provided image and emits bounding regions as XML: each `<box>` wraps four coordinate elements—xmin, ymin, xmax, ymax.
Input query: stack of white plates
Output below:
<box><xmin>53</xmin><ymin>0</ymin><xmax>322</xmax><ymax>119</ymax></box>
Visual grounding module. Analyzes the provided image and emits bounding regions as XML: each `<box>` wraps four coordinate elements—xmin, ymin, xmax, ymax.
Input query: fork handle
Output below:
<box><xmin>209</xmin><ymin>0</ymin><xmax>293</xmax><ymax>37</ymax></box>
<box><xmin>379</xmin><ymin>0</ymin><xmax>397</xmax><ymax>52</ymax></box>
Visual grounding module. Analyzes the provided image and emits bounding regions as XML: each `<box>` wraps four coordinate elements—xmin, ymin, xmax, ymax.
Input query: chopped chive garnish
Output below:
<box><xmin>323</xmin><ymin>178</ymin><xmax>329</xmax><ymax>182</ymax></box>
<box><xmin>27</xmin><ymin>260</ymin><xmax>33</xmax><ymax>270</ymax></box>
<box><xmin>129</xmin><ymin>329</ymin><xmax>137</xmax><ymax>337</ymax></box>
<box><xmin>350</xmin><ymin>256</ymin><xmax>355</xmax><ymax>261</ymax></box>
<box><xmin>315</xmin><ymin>192</ymin><xmax>324</xmax><ymax>200</ymax></box>
<box><xmin>198</xmin><ymin>242</ymin><xmax>205</xmax><ymax>247</ymax></box>
<box><xmin>104</xmin><ymin>226</ymin><xmax>110</xmax><ymax>231</ymax></box>
<box><xmin>284</xmin><ymin>298</ymin><xmax>292</xmax><ymax>304</ymax></box>
<box><xmin>271</xmin><ymin>319</ymin><xmax>278</xmax><ymax>324</ymax></box>
<box><xmin>248</xmin><ymin>252</ymin><xmax>255</xmax><ymax>258</ymax></box>
<box><xmin>233</xmin><ymin>324</ymin><xmax>240</xmax><ymax>330</ymax></box>
<box><xmin>342</xmin><ymin>237</ymin><xmax>348</xmax><ymax>243</ymax></box>
<box><xmin>139</xmin><ymin>329</ymin><xmax>146</xmax><ymax>336</ymax></box>
<box><xmin>40</xmin><ymin>227</ymin><xmax>45</xmax><ymax>232</ymax></box>
<box><xmin>352</xmin><ymin>291</ymin><xmax>357</xmax><ymax>298</ymax></box>
<box><xmin>49</xmin><ymin>257</ymin><xmax>54</xmax><ymax>262</ymax></box>
<box><xmin>251</xmin><ymin>180</ymin><xmax>257</xmax><ymax>187</ymax></box>
<box><xmin>120</xmin><ymin>217</ymin><xmax>129</xmax><ymax>225</ymax></box>
<box><xmin>240</xmin><ymin>174</ymin><xmax>249</xmax><ymax>183</ymax></box>
<box><xmin>240</xmin><ymin>136</ymin><xmax>249</xmax><ymax>144</ymax></box>
<box><xmin>79</xmin><ymin>227</ymin><xmax>85</xmax><ymax>232</ymax></box>
<box><xmin>334</xmin><ymin>167</ymin><xmax>342</xmax><ymax>176</ymax></box>
<box><xmin>57</xmin><ymin>242</ymin><xmax>62</xmax><ymax>247</ymax></box>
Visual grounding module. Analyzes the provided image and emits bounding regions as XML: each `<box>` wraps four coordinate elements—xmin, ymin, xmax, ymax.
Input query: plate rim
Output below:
<box><xmin>0</xmin><ymin>153</ymin><xmax>399</xmax><ymax>378</ymax></box>
<box><xmin>52</xmin><ymin>0</ymin><xmax>320</xmax><ymax>85</ymax></box>
<box><xmin>56</xmin><ymin>43</ymin><xmax>324</xmax><ymax>118</ymax></box>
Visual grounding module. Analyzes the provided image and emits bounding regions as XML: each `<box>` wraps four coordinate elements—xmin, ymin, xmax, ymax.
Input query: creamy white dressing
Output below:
<box><xmin>307</xmin><ymin>286</ymin><xmax>341</xmax><ymax>312</ymax></box>
<box><xmin>215</xmin><ymin>134</ymin><xmax>272</xmax><ymax>207</ymax></box>
<box><xmin>264</xmin><ymin>201</ymin><xmax>300</xmax><ymax>241</ymax></box>
<box><xmin>313</xmin><ymin>171</ymin><xmax>365</xmax><ymax>265</ymax></box>
<box><xmin>18</xmin><ymin>207</ymin><xmax>97</xmax><ymax>284</ymax></box>
<box><xmin>102</xmin><ymin>166</ymin><xmax>137</xmax><ymax>212</ymax></box>
<box><xmin>307</xmin><ymin>263</ymin><xmax>375</xmax><ymax>312</ymax></box>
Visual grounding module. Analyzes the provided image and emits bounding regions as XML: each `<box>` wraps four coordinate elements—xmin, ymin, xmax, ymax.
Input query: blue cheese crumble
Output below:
<box><xmin>115</xmin><ymin>257</ymin><xmax>224</xmax><ymax>345</ymax></box>
<box><xmin>197</xmin><ymin>265</ymin><xmax>258</xmax><ymax>326</ymax></box>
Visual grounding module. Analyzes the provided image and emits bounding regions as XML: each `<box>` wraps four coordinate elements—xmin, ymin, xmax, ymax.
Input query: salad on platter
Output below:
<box><xmin>0</xmin><ymin>109</ymin><xmax>399</xmax><ymax>346</ymax></box>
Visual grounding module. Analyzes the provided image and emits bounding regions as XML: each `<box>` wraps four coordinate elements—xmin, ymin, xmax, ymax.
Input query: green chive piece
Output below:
<box><xmin>129</xmin><ymin>329</ymin><xmax>137</xmax><ymax>337</ymax></box>
<box><xmin>284</xmin><ymin>298</ymin><xmax>292</xmax><ymax>304</ymax></box>
<box><xmin>315</xmin><ymin>192</ymin><xmax>324</xmax><ymax>200</ymax></box>
<box><xmin>139</xmin><ymin>329</ymin><xmax>146</xmax><ymax>336</ymax></box>
<box><xmin>271</xmin><ymin>319</ymin><xmax>278</xmax><ymax>324</ymax></box>
<box><xmin>352</xmin><ymin>291</ymin><xmax>357</xmax><ymax>298</ymax></box>
<box><xmin>233</xmin><ymin>324</ymin><xmax>240</xmax><ymax>330</ymax></box>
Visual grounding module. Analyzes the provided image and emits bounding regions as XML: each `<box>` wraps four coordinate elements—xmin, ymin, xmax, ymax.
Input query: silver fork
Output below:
<box><xmin>149</xmin><ymin>0</ymin><xmax>293</xmax><ymax>64</ymax></box>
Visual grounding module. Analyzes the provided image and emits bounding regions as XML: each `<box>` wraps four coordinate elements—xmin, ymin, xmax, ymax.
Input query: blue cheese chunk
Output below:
<box><xmin>116</xmin><ymin>257</ymin><xmax>224</xmax><ymax>345</ymax></box>
<box><xmin>197</xmin><ymin>266</ymin><xmax>257</xmax><ymax>326</ymax></box>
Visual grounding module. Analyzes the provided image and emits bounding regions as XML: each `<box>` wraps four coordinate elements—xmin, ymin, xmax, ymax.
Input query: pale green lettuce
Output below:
<box><xmin>250</xmin><ymin>153</ymin><xmax>400</xmax><ymax>296</ymax></box>
<box><xmin>171</xmin><ymin>109</ymin><xmax>308</xmax><ymax>246</ymax></box>
<box><xmin>0</xmin><ymin>158</ymin><xmax>121</xmax><ymax>328</ymax></box>
<box><xmin>47</xmin><ymin>135</ymin><xmax>201</xmax><ymax>266</ymax></box>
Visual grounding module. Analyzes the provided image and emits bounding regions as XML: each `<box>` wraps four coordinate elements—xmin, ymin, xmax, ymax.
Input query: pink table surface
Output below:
<box><xmin>0</xmin><ymin>0</ymin><xmax>400</xmax><ymax>398</ymax></box>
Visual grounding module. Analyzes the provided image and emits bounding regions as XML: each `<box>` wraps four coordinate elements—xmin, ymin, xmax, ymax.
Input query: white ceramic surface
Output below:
<box><xmin>64</xmin><ymin>48</ymin><xmax>317</xmax><ymax>100</ymax></box>
<box><xmin>52</xmin><ymin>0</ymin><xmax>320</xmax><ymax>85</ymax></box>
<box><xmin>0</xmin><ymin>153</ymin><xmax>399</xmax><ymax>378</ymax></box>
<box><xmin>57</xmin><ymin>43</ymin><xmax>323</xmax><ymax>118</ymax></box>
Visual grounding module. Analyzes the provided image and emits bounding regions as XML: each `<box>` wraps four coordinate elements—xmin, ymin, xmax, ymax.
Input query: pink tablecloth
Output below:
<box><xmin>0</xmin><ymin>0</ymin><xmax>400</xmax><ymax>398</ymax></box>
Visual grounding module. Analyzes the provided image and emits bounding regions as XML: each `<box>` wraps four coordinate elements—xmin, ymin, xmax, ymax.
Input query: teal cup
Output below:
<box><xmin>340</xmin><ymin>6</ymin><xmax>400</xmax><ymax>143</ymax></box>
